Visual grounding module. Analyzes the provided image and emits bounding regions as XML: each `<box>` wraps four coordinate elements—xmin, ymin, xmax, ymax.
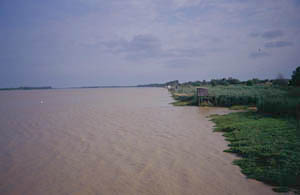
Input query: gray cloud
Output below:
<box><xmin>99</xmin><ymin>34</ymin><xmax>209</xmax><ymax>61</ymax></box>
<box><xmin>249</xmin><ymin>32</ymin><xmax>260</xmax><ymax>37</ymax></box>
<box><xmin>97</xmin><ymin>34</ymin><xmax>162</xmax><ymax>60</ymax></box>
<box><xmin>250</xmin><ymin>30</ymin><xmax>284</xmax><ymax>39</ymax></box>
<box><xmin>249</xmin><ymin>51</ymin><xmax>270</xmax><ymax>59</ymax></box>
<box><xmin>264</xmin><ymin>41</ymin><xmax>293</xmax><ymax>48</ymax></box>
<box><xmin>126</xmin><ymin>35</ymin><xmax>161</xmax><ymax>53</ymax></box>
<box><xmin>164</xmin><ymin>48</ymin><xmax>205</xmax><ymax>58</ymax></box>
<box><xmin>165</xmin><ymin>58</ymin><xmax>198</xmax><ymax>68</ymax></box>
<box><xmin>1</xmin><ymin>0</ymin><xmax>300</xmax><ymax>87</ymax></box>
<box><xmin>262</xmin><ymin>30</ymin><xmax>284</xmax><ymax>39</ymax></box>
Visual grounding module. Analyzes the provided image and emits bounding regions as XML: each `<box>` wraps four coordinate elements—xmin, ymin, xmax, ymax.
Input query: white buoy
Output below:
<box><xmin>40</xmin><ymin>100</ymin><xmax>44</xmax><ymax>104</ymax></box>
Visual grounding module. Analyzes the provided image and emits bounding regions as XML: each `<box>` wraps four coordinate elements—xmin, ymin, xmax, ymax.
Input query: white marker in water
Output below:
<box><xmin>40</xmin><ymin>100</ymin><xmax>44</xmax><ymax>104</ymax></box>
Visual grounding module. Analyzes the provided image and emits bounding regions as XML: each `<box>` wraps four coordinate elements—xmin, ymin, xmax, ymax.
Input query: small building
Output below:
<box><xmin>196</xmin><ymin>87</ymin><xmax>209</xmax><ymax>106</ymax></box>
<box><xmin>197</xmin><ymin>87</ymin><xmax>209</xmax><ymax>97</ymax></box>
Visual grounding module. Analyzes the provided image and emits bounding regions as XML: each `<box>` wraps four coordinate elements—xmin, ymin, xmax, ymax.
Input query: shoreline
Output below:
<box><xmin>169</xmin><ymin>88</ymin><xmax>300</xmax><ymax>193</ymax></box>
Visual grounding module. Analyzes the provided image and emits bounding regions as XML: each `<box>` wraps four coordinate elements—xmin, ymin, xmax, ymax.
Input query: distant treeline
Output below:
<box><xmin>137</xmin><ymin>80</ymin><xmax>180</xmax><ymax>87</ymax></box>
<box><xmin>0</xmin><ymin>86</ymin><xmax>52</xmax><ymax>91</ymax></box>
<box><xmin>182</xmin><ymin>77</ymin><xmax>290</xmax><ymax>86</ymax></box>
<box><xmin>138</xmin><ymin>76</ymin><xmax>291</xmax><ymax>88</ymax></box>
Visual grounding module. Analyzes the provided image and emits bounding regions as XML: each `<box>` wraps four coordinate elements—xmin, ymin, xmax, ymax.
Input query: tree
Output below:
<box><xmin>273</xmin><ymin>73</ymin><xmax>288</xmax><ymax>86</ymax></box>
<box><xmin>252</xmin><ymin>78</ymin><xmax>260</xmax><ymax>84</ymax></box>
<box><xmin>246</xmin><ymin>80</ymin><xmax>253</xmax><ymax>86</ymax></box>
<box><xmin>290</xmin><ymin>66</ymin><xmax>300</xmax><ymax>87</ymax></box>
<box><xmin>211</xmin><ymin>80</ymin><xmax>217</xmax><ymax>87</ymax></box>
<box><xmin>227</xmin><ymin>77</ymin><xmax>240</xmax><ymax>85</ymax></box>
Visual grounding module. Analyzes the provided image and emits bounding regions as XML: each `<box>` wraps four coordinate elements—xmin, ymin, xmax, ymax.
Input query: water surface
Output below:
<box><xmin>0</xmin><ymin>88</ymin><xmax>275</xmax><ymax>195</ymax></box>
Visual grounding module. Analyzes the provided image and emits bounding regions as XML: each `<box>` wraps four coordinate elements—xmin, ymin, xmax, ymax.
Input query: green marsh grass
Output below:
<box><xmin>211</xmin><ymin>112</ymin><xmax>300</xmax><ymax>193</ymax></box>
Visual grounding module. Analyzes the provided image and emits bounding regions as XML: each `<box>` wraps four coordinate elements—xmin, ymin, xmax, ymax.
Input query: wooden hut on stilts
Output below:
<box><xmin>196</xmin><ymin>87</ymin><xmax>210</xmax><ymax>106</ymax></box>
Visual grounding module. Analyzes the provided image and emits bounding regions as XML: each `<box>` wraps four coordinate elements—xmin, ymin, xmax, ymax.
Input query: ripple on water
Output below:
<box><xmin>0</xmin><ymin>88</ymin><xmax>275</xmax><ymax>195</ymax></box>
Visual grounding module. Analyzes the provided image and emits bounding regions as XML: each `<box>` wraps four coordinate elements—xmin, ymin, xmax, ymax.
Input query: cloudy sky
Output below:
<box><xmin>1</xmin><ymin>0</ymin><xmax>300</xmax><ymax>87</ymax></box>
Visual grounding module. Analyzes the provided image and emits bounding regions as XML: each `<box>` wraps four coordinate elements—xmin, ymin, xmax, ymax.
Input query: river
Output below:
<box><xmin>0</xmin><ymin>88</ymin><xmax>275</xmax><ymax>194</ymax></box>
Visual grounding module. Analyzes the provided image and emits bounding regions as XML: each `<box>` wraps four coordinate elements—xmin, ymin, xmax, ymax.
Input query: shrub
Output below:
<box><xmin>246</xmin><ymin>80</ymin><xmax>254</xmax><ymax>86</ymax></box>
<box><xmin>273</xmin><ymin>74</ymin><xmax>289</xmax><ymax>86</ymax></box>
<box><xmin>211</xmin><ymin>112</ymin><xmax>300</xmax><ymax>192</ymax></box>
<box><xmin>290</xmin><ymin>66</ymin><xmax>300</xmax><ymax>87</ymax></box>
<box><xmin>257</xmin><ymin>96</ymin><xmax>300</xmax><ymax>117</ymax></box>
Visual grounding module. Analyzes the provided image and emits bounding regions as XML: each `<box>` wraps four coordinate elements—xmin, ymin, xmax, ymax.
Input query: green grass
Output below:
<box><xmin>172</xmin><ymin>85</ymin><xmax>299</xmax><ymax>118</ymax></box>
<box><xmin>207</xmin><ymin>85</ymin><xmax>287</xmax><ymax>97</ymax></box>
<box><xmin>171</xmin><ymin>84</ymin><xmax>300</xmax><ymax>192</ymax></box>
<box><xmin>257</xmin><ymin>96</ymin><xmax>300</xmax><ymax>117</ymax></box>
<box><xmin>173</xmin><ymin>85</ymin><xmax>197</xmax><ymax>95</ymax></box>
<box><xmin>174</xmin><ymin>84</ymin><xmax>288</xmax><ymax>97</ymax></box>
<box><xmin>171</xmin><ymin>93</ymin><xmax>198</xmax><ymax>106</ymax></box>
<box><xmin>170</xmin><ymin>101</ymin><xmax>191</xmax><ymax>106</ymax></box>
<box><xmin>210</xmin><ymin>112</ymin><xmax>300</xmax><ymax>193</ymax></box>
<box><xmin>173</xmin><ymin>84</ymin><xmax>290</xmax><ymax>107</ymax></box>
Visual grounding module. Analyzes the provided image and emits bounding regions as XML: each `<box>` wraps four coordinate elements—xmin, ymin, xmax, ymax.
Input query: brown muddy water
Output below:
<box><xmin>0</xmin><ymin>88</ymin><xmax>276</xmax><ymax>195</ymax></box>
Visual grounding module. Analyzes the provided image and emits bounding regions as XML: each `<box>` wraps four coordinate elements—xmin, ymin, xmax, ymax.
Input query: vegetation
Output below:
<box><xmin>137</xmin><ymin>67</ymin><xmax>300</xmax><ymax>192</ymax></box>
<box><xmin>290</xmin><ymin>66</ymin><xmax>300</xmax><ymax>87</ymax></box>
<box><xmin>273</xmin><ymin>74</ymin><xmax>289</xmax><ymax>86</ymax></box>
<box><xmin>137</xmin><ymin>80</ymin><xmax>179</xmax><ymax>87</ymax></box>
<box><xmin>257</xmin><ymin>96</ymin><xmax>300</xmax><ymax>117</ymax></box>
<box><xmin>0</xmin><ymin>86</ymin><xmax>52</xmax><ymax>91</ymax></box>
<box><xmin>168</xmin><ymin>67</ymin><xmax>300</xmax><ymax>119</ymax></box>
<box><xmin>165</xmin><ymin>66</ymin><xmax>300</xmax><ymax>193</ymax></box>
<box><xmin>173</xmin><ymin>84</ymin><xmax>291</xmax><ymax>108</ymax></box>
<box><xmin>211</xmin><ymin>112</ymin><xmax>300</xmax><ymax>193</ymax></box>
<box><xmin>171</xmin><ymin>93</ymin><xmax>197</xmax><ymax>106</ymax></box>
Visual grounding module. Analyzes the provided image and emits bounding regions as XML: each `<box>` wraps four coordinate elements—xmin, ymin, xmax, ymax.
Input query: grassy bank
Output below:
<box><xmin>257</xmin><ymin>96</ymin><xmax>300</xmax><ymax>117</ymax></box>
<box><xmin>174</xmin><ymin>84</ymin><xmax>289</xmax><ymax>97</ymax></box>
<box><xmin>171</xmin><ymin>93</ymin><xmax>198</xmax><ymax>106</ymax></box>
<box><xmin>167</xmin><ymin>73</ymin><xmax>300</xmax><ymax>192</ymax></box>
<box><xmin>171</xmin><ymin>85</ymin><xmax>300</xmax><ymax>117</ymax></box>
<box><xmin>172</xmin><ymin>84</ymin><xmax>292</xmax><ymax>107</ymax></box>
<box><xmin>171</xmin><ymin>85</ymin><xmax>300</xmax><ymax>193</ymax></box>
<box><xmin>210</xmin><ymin>112</ymin><xmax>300</xmax><ymax>193</ymax></box>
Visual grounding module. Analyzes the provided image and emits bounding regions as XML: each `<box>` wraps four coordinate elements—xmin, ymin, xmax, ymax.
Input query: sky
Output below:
<box><xmin>1</xmin><ymin>0</ymin><xmax>300</xmax><ymax>87</ymax></box>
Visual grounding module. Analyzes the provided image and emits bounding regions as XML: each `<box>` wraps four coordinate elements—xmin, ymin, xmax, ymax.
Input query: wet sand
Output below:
<box><xmin>0</xmin><ymin>88</ymin><xmax>276</xmax><ymax>194</ymax></box>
